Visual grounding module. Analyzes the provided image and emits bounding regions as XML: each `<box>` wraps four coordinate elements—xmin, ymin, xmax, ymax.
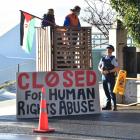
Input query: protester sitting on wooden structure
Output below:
<box><xmin>41</xmin><ymin>8</ymin><xmax>56</xmax><ymax>28</ymax></box>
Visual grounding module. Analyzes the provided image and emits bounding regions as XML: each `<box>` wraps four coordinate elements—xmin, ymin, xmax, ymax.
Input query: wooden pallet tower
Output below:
<box><xmin>36</xmin><ymin>26</ymin><xmax>93</xmax><ymax>71</ymax></box>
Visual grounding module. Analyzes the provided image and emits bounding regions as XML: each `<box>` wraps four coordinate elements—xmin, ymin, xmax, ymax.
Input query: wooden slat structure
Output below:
<box><xmin>36</xmin><ymin>26</ymin><xmax>93</xmax><ymax>71</ymax></box>
<box><xmin>36</xmin><ymin>27</ymin><xmax>52</xmax><ymax>71</ymax></box>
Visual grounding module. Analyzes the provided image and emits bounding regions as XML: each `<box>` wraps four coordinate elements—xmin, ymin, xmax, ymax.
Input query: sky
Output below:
<box><xmin>0</xmin><ymin>0</ymin><xmax>89</xmax><ymax>36</ymax></box>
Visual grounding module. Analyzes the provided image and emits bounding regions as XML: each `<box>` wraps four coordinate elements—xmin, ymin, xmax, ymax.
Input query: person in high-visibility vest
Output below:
<box><xmin>98</xmin><ymin>45</ymin><xmax>119</xmax><ymax>111</ymax></box>
<box><xmin>63</xmin><ymin>5</ymin><xmax>81</xmax><ymax>29</ymax></box>
<box><xmin>63</xmin><ymin>6</ymin><xmax>81</xmax><ymax>68</ymax></box>
<box><xmin>63</xmin><ymin>5</ymin><xmax>81</xmax><ymax>45</ymax></box>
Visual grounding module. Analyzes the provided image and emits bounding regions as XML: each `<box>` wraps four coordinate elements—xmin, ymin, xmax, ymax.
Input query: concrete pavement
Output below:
<box><xmin>0</xmin><ymin>133</ymin><xmax>109</xmax><ymax>140</ymax></box>
<box><xmin>0</xmin><ymin>99</ymin><xmax>140</xmax><ymax>139</ymax></box>
<box><xmin>0</xmin><ymin>84</ymin><xmax>140</xmax><ymax>139</ymax></box>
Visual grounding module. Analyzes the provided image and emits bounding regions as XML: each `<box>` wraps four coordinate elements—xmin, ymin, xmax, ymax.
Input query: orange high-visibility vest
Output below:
<box><xmin>67</xmin><ymin>13</ymin><xmax>79</xmax><ymax>27</ymax></box>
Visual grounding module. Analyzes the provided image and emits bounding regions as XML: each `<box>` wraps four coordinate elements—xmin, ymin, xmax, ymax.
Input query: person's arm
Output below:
<box><xmin>63</xmin><ymin>16</ymin><xmax>70</xmax><ymax>27</ymax></box>
<box><xmin>98</xmin><ymin>60</ymin><xmax>103</xmax><ymax>72</ymax></box>
<box><xmin>109</xmin><ymin>58</ymin><xmax>120</xmax><ymax>73</ymax></box>
<box><xmin>78</xmin><ymin>19</ymin><xmax>81</xmax><ymax>29</ymax></box>
<box><xmin>98</xmin><ymin>59</ymin><xmax>109</xmax><ymax>75</ymax></box>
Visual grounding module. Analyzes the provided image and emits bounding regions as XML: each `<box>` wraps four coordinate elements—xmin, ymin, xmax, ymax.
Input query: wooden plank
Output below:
<box><xmin>36</xmin><ymin>27</ymin><xmax>52</xmax><ymax>71</ymax></box>
<box><xmin>36</xmin><ymin>27</ymin><xmax>93</xmax><ymax>71</ymax></box>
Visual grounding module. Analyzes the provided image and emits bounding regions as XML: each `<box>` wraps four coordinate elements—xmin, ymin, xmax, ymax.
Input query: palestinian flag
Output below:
<box><xmin>20</xmin><ymin>11</ymin><xmax>36</xmax><ymax>53</ymax></box>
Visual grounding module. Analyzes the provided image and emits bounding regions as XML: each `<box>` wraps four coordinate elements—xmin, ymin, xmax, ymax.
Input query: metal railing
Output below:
<box><xmin>92</xmin><ymin>33</ymin><xmax>134</xmax><ymax>49</ymax></box>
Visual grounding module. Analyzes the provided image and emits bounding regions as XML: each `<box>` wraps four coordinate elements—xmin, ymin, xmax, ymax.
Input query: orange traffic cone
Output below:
<box><xmin>33</xmin><ymin>87</ymin><xmax>55</xmax><ymax>133</ymax></box>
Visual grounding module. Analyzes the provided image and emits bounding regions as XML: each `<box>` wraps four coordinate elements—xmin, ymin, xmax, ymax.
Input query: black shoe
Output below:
<box><xmin>102</xmin><ymin>106</ymin><xmax>112</xmax><ymax>110</ymax></box>
<box><xmin>113</xmin><ymin>107</ymin><xmax>117</xmax><ymax>111</ymax></box>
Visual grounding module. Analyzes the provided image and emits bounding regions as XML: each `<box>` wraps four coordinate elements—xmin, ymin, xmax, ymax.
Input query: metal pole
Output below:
<box><xmin>18</xmin><ymin>64</ymin><xmax>20</xmax><ymax>72</ymax></box>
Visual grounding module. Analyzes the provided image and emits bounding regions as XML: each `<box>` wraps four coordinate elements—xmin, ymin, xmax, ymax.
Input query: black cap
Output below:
<box><xmin>70</xmin><ymin>6</ymin><xmax>81</xmax><ymax>12</ymax></box>
<box><xmin>47</xmin><ymin>9</ymin><xmax>54</xmax><ymax>15</ymax></box>
<box><xmin>106</xmin><ymin>45</ymin><xmax>114</xmax><ymax>52</ymax></box>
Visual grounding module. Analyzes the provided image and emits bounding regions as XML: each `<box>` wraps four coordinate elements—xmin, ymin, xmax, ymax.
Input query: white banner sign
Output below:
<box><xmin>16</xmin><ymin>70</ymin><xmax>100</xmax><ymax>118</ymax></box>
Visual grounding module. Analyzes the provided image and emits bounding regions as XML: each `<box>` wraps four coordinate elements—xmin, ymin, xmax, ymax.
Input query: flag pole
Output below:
<box><xmin>20</xmin><ymin>10</ymin><xmax>42</xmax><ymax>20</ymax></box>
<box><xmin>20</xmin><ymin>10</ymin><xmax>57</xmax><ymax>26</ymax></box>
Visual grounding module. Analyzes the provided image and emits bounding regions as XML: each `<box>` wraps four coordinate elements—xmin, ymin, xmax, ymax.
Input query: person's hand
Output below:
<box><xmin>101</xmin><ymin>70</ymin><xmax>109</xmax><ymax>75</ymax></box>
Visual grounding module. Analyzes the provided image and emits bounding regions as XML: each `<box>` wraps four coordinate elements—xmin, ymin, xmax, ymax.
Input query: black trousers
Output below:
<box><xmin>102</xmin><ymin>77</ymin><xmax>116</xmax><ymax>107</ymax></box>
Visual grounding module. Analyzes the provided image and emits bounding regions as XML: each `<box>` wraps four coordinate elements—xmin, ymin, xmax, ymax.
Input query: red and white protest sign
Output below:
<box><xmin>16</xmin><ymin>70</ymin><xmax>100</xmax><ymax>118</ymax></box>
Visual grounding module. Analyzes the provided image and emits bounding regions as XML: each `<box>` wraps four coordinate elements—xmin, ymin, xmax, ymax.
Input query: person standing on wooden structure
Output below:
<box><xmin>63</xmin><ymin>5</ymin><xmax>81</xmax><ymax>28</ymax></box>
<box><xmin>63</xmin><ymin>6</ymin><xmax>81</xmax><ymax>68</ymax></box>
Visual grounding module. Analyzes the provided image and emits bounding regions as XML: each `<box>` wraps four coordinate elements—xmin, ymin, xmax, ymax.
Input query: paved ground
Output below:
<box><xmin>0</xmin><ymin>83</ymin><xmax>140</xmax><ymax>139</ymax></box>
<box><xmin>0</xmin><ymin>98</ymin><xmax>140</xmax><ymax>139</ymax></box>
